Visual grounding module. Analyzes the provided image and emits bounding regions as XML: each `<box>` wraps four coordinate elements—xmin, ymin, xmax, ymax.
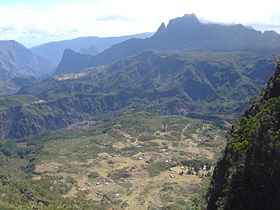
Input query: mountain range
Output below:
<box><xmin>31</xmin><ymin>32</ymin><xmax>153</xmax><ymax>67</ymax></box>
<box><xmin>0</xmin><ymin>40</ymin><xmax>52</xmax><ymax>81</ymax></box>
<box><xmin>0</xmin><ymin>58</ymin><xmax>279</xmax><ymax>209</ymax></box>
<box><xmin>55</xmin><ymin>14</ymin><xmax>280</xmax><ymax>75</ymax></box>
<box><xmin>0</xmin><ymin>50</ymin><xmax>274</xmax><ymax>139</ymax></box>
<box><xmin>0</xmin><ymin>13</ymin><xmax>280</xmax><ymax>209</ymax></box>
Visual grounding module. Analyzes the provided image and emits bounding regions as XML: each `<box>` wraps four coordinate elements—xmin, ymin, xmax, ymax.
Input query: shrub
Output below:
<box><xmin>87</xmin><ymin>171</ymin><xmax>99</xmax><ymax>179</ymax></box>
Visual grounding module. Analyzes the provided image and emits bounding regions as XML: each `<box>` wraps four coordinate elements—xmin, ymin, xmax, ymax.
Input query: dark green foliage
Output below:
<box><xmin>87</xmin><ymin>171</ymin><xmax>99</xmax><ymax>179</ymax></box>
<box><xmin>108</xmin><ymin>169</ymin><xmax>131</xmax><ymax>180</ymax></box>
<box><xmin>146</xmin><ymin>162</ymin><xmax>173</xmax><ymax>177</ymax></box>
<box><xmin>208</xmin><ymin>61</ymin><xmax>280</xmax><ymax>210</ymax></box>
<box><xmin>181</xmin><ymin>159</ymin><xmax>212</xmax><ymax>170</ymax></box>
<box><xmin>138</xmin><ymin>135</ymin><xmax>156</xmax><ymax>141</ymax></box>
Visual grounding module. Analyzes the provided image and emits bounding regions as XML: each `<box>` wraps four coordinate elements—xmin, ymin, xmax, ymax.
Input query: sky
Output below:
<box><xmin>0</xmin><ymin>0</ymin><xmax>280</xmax><ymax>47</ymax></box>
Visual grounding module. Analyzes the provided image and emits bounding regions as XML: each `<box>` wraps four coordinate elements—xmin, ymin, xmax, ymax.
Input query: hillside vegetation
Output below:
<box><xmin>0</xmin><ymin>112</ymin><xmax>227</xmax><ymax>209</ymax></box>
<box><xmin>0</xmin><ymin>152</ymin><xmax>107</xmax><ymax>209</ymax></box>
<box><xmin>0</xmin><ymin>50</ymin><xmax>273</xmax><ymax>139</ymax></box>
<box><xmin>0</xmin><ymin>13</ymin><xmax>279</xmax><ymax>209</ymax></box>
<box><xmin>207</xmin><ymin>60</ymin><xmax>280</xmax><ymax>209</ymax></box>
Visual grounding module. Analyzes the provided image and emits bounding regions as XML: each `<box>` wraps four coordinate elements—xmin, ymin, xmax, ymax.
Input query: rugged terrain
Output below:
<box><xmin>31</xmin><ymin>33</ymin><xmax>153</xmax><ymax>66</ymax></box>
<box><xmin>0</xmin><ymin>13</ymin><xmax>279</xmax><ymax>210</ymax></box>
<box><xmin>55</xmin><ymin>14</ymin><xmax>280</xmax><ymax>74</ymax></box>
<box><xmin>0</xmin><ymin>151</ymin><xmax>105</xmax><ymax>209</ymax></box>
<box><xmin>0</xmin><ymin>50</ymin><xmax>274</xmax><ymax>139</ymax></box>
<box><xmin>207</xmin><ymin>59</ymin><xmax>280</xmax><ymax>209</ymax></box>
<box><xmin>1</xmin><ymin>112</ymin><xmax>227</xmax><ymax>209</ymax></box>
<box><xmin>0</xmin><ymin>40</ymin><xmax>52</xmax><ymax>81</ymax></box>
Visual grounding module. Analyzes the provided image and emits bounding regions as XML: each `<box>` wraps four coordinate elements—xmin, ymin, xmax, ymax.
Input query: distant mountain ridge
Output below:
<box><xmin>56</xmin><ymin>49</ymin><xmax>94</xmax><ymax>74</ymax></box>
<box><xmin>0</xmin><ymin>40</ymin><xmax>52</xmax><ymax>81</ymax></box>
<box><xmin>31</xmin><ymin>32</ymin><xmax>153</xmax><ymax>66</ymax></box>
<box><xmin>55</xmin><ymin>14</ymin><xmax>280</xmax><ymax>75</ymax></box>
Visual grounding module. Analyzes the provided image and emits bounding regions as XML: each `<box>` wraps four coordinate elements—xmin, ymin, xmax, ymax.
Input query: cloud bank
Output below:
<box><xmin>0</xmin><ymin>0</ymin><xmax>280</xmax><ymax>47</ymax></box>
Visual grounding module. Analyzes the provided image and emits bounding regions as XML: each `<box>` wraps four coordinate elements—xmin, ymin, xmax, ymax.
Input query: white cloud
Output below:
<box><xmin>0</xmin><ymin>0</ymin><xmax>280</xmax><ymax>47</ymax></box>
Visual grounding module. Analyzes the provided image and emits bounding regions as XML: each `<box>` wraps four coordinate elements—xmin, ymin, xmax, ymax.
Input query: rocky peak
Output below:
<box><xmin>55</xmin><ymin>49</ymin><xmax>93</xmax><ymax>75</ymax></box>
<box><xmin>155</xmin><ymin>22</ymin><xmax>166</xmax><ymax>34</ymax></box>
<box><xmin>167</xmin><ymin>13</ymin><xmax>200</xmax><ymax>29</ymax></box>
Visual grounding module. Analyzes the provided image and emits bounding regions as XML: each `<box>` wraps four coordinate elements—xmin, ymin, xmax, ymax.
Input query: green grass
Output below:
<box><xmin>146</xmin><ymin>162</ymin><xmax>172</xmax><ymax>177</ymax></box>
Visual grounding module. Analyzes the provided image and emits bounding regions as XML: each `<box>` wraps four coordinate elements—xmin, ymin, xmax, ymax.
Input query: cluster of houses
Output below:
<box><xmin>84</xmin><ymin>177</ymin><xmax>112</xmax><ymax>187</ymax></box>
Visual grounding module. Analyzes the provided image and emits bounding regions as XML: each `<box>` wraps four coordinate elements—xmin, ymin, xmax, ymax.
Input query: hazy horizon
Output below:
<box><xmin>1</xmin><ymin>0</ymin><xmax>280</xmax><ymax>47</ymax></box>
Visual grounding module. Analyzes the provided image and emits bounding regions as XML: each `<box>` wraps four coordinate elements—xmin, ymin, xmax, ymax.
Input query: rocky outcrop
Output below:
<box><xmin>55</xmin><ymin>49</ymin><xmax>94</xmax><ymax>75</ymax></box>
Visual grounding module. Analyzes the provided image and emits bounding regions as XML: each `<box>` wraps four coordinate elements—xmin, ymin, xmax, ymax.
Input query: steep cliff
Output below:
<box><xmin>207</xmin><ymin>59</ymin><xmax>280</xmax><ymax>210</ymax></box>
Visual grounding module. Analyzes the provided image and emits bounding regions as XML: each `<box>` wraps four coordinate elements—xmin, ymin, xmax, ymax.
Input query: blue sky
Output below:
<box><xmin>1</xmin><ymin>0</ymin><xmax>280</xmax><ymax>47</ymax></box>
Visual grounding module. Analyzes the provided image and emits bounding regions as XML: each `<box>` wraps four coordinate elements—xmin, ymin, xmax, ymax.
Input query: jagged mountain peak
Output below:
<box><xmin>156</xmin><ymin>22</ymin><xmax>166</xmax><ymax>33</ymax></box>
<box><xmin>55</xmin><ymin>48</ymin><xmax>93</xmax><ymax>75</ymax></box>
<box><xmin>55</xmin><ymin>14</ymin><xmax>280</xmax><ymax>75</ymax></box>
<box><xmin>163</xmin><ymin>13</ymin><xmax>201</xmax><ymax>33</ymax></box>
<box><xmin>168</xmin><ymin>13</ymin><xmax>200</xmax><ymax>26</ymax></box>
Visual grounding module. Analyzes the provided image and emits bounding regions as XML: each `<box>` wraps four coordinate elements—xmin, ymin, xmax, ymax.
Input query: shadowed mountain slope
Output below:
<box><xmin>0</xmin><ymin>40</ymin><xmax>52</xmax><ymax>81</ymax></box>
<box><xmin>31</xmin><ymin>33</ymin><xmax>153</xmax><ymax>66</ymax></box>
